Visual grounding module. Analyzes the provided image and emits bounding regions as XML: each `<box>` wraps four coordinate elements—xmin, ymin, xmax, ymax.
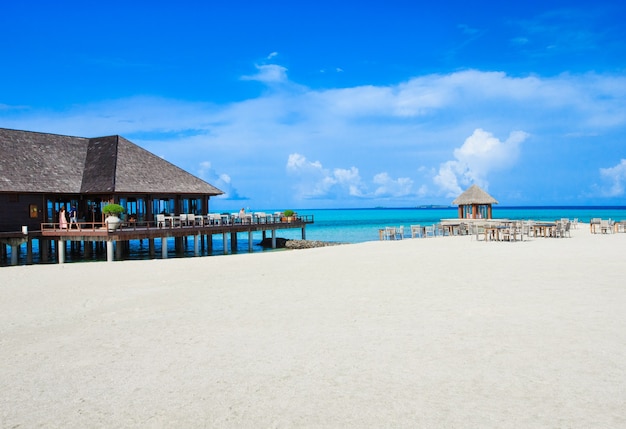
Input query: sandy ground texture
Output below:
<box><xmin>1</xmin><ymin>224</ymin><xmax>625</xmax><ymax>428</ymax></box>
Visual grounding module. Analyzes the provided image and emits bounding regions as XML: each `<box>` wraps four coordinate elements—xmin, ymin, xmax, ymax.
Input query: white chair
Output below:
<box><xmin>522</xmin><ymin>220</ymin><xmax>534</xmax><ymax>237</ymax></box>
<box><xmin>600</xmin><ymin>219</ymin><xmax>613</xmax><ymax>234</ymax></box>
<box><xmin>470</xmin><ymin>223</ymin><xmax>485</xmax><ymax>241</ymax></box>
<box><xmin>255</xmin><ymin>212</ymin><xmax>267</xmax><ymax>223</ymax></box>
<box><xmin>410</xmin><ymin>225</ymin><xmax>422</xmax><ymax>238</ymax></box>
<box><xmin>457</xmin><ymin>223</ymin><xmax>468</xmax><ymax>236</ymax></box>
<box><xmin>384</xmin><ymin>227</ymin><xmax>396</xmax><ymax>240</ymax></box>
<box><xmin>424</xmin><ymin>225</ymin><xmax>435</xmax><ymax>238</ymax></box>
<box><xmin>156</xmin><ymin>214</ymin><xmax>165</xmax><ymax>228</ymax></box>
<box><xmin>590</xmin><ymin>218</ymin><xmax>601</xmax><ymax>234</ymax></box>
<box><xmin>502</xmin><ymin>223</ymin><xmax>519</xmax><ymax>241</ymax></box>
<box><xmin>562</xmin><ymin>221</ymin><xmax>571</xmax><ymax>238</ymax></box>
<box><xmin>395</xmin><ymin>226</ymin><xmax>404</xmax><ymax>240</ymax></box>
<box><xmin>434</xmin><ymin>223</ymin><xmax>445</xmax><ymax>237</ymax></box>
<box><xmin>210</xmin><ymin>213</ymin><xmax>222</xmax><ymax>225</ymax></box>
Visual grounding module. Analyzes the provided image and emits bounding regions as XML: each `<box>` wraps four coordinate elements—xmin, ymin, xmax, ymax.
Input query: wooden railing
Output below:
<box><xmin>40</xmin><ymin>214</ymin><xmax>314</xmax><ymax>233</ymax></box>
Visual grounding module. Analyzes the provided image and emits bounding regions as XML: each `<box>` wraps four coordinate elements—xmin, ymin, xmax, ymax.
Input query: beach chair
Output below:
<box><xmin>600</xmin><ymin>219</ymin><xmax>613</xmax><ymax>234</ymax></box>
<box><xmin>562</xmin><ymin>221</ymin><xmax>571</xmax><ymax>237</ymax></box>
<box><xmin>384</xmin><ymin>227</ymin><xmax>396</xmax><ymax>240</ymax></box>
<box><xmin>395</xmin><ymin>226</ymin><xmax>404</xmax><ymax>240</ymax></box>
<box><xmin>502</xmin><ymin>223</ymin><xmax>519</xmax><ymax>241</ymax></box>
<box><xmin>590</xmin><ymin>218</ymin><xmax>601</xmax><ymax>234</ymax></box>
<box><xmin>522</xmin><ymin>220</ymin><xmax>534</xmax><ymax>238</ymax></box>
<box><xmin>458</xmin><ymin>223</ymin><xmax>468</xmax><ymax>236</ymax></box>
<box><xmin>434</xmin><ymin>223</ymin><xmax>445</xmax><ymax>237</ymax></box>
<box><xmin>424</xmin><ymin>225</ymin><xmax>435</xmax><ymax>238</ymax></box>
<box><xmin>470</xmin><ymin>223</ymin><xmax>485</xmax><ymax>241</ymax></box>
<box><xmin>410</xmin><ymin>225</ymin><xmax>422</xmax><ymax>238</ymax></box>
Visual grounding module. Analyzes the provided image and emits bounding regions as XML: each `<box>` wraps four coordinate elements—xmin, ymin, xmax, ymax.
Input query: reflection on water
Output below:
<box><xmin>2</xmin><ymin>236</ymin><xmax>284</xmax><ymax>267</ymax></box>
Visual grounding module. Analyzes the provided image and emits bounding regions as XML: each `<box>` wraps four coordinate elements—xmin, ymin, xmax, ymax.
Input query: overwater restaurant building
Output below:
<box><xmin>0</xmin><ymin>128</ymin><xmax>224</xmax><ymax>233</ymax></box>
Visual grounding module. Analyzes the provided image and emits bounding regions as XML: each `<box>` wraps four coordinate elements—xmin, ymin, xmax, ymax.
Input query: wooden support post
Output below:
<box><xmin>271</xmin><ymin>229</ymin><xmax>276</xmax><ymax>249</ymax></box>
<box><xmin>10</xmin><ymin>243</ymin><xmax>19</xmax><ymax>266</ymax></box>
<box><xmin>26</xmin><ymin>238</ymin><xmax>33</xmax><ymax>265</ymax></box>
<box><xmin>222</xmin><ymin>232</ymin><xmax>228</xmax><ymax>255</ymax></box>
<box><xmin>230</xmin><ymin>232</ymin><xmax>237</xmax><ymax>252</ymax></box>
<box><xmin>115</xmin><ymin>240</ymin><xmax>123</xmax><ymax>260</ymax></box>
<box><xmin>41</xmin><ymin>238</ymin><xmax>49</xmax><ymax>262</ymax></box>
<box><xmin>248</xmin><ymin>230</ymin><xmax>253</xmax><ymax>252</ymax></box>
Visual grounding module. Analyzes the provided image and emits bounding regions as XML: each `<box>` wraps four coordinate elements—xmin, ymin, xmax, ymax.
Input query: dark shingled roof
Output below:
<box><xmin>0</xmin><ymin>128</ymin><xmax>223</xmax><ymax>195</ymax></box>
<box><xmin>452</xmin><ymin>184</ymin><xmax>498</xmax><ymax>205</ymax></box>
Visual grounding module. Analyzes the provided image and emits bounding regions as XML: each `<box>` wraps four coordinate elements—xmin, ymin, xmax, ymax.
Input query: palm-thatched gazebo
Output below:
<box><xmin>452</xmin><ymin>184</ymin><xmax>498</xmax><ymax>219</ymax></box>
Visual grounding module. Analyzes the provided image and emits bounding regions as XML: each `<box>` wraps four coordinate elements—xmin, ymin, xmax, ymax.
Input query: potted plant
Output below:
<box><xmin>283</xmin><ymin>209</ymin><xmax>295</xmax><ymax>222</ymax></box>
<box><xmin>102</xmin><ymin>203</ymin><xmax>125</xmax><ymax>231</ymax></box>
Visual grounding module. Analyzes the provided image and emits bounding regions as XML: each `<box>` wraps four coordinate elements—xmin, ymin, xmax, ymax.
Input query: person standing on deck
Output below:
<box><xmin>69</xmin><ymin>206</ymin><xmax>78</xmax><ymax>229</ymax></box>
<box><xmin>59</xmin><ymin>207</ymin><xmax>68</xmax><ymax>230</ymax></box>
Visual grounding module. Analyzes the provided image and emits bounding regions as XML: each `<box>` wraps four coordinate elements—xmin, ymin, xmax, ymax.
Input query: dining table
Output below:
<box><xmin>532</xmin><ymin>222</ymin><xmax>557</xmax><ymax>238</ymax></box>
<box><xmin>483</xmin><ymin>225</ymin><xmax>507</xmax><ymax>241</ymax></box>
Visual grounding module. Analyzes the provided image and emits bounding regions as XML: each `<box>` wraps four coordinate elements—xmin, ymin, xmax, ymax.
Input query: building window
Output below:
<box><xmin>29</xmin><ymin>204</ymin><xmax>39</xmax><ymax>218</ymax></box>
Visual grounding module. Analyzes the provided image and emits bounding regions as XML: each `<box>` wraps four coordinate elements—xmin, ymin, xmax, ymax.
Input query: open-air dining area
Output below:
<box><xmin>34</xmin><ymin>211</ymin><xmax>314</xmax><ymax>264</ymax></box>
<box><xmin>42</xmin><ymin>211</ymin><xmax>311</xmax><ymax>234</ymax></box>
<box><xmin>380</xmin><ymin>218</ymin><xmax>579</xmax><ymax>242</ymax></box>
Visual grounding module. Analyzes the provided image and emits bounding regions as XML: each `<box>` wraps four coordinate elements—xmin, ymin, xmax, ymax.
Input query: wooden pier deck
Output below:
<box><xmin>2</xmin><ymin>215</ymin><xmax>314</xmax><ymax>265</ymax></box>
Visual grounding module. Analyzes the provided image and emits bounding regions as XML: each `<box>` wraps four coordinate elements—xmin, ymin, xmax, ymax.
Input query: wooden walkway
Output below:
<box><xmin>2</xmin><ymin>215</ymin><xmax>314</xmax><ymax>265</ymax></box>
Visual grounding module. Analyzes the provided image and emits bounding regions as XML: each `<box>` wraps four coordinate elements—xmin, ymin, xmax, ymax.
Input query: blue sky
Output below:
<box><xmin>2</xmin><ymin>1</ymin><xmax>626</xmax><ymax>210</ymax></box>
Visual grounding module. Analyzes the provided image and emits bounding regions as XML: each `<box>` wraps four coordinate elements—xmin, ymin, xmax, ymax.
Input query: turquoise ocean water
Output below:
<box><xmin>4</xmin><ymin>206</ymin><xmax>626</xmax><ymax>265</ymax></box>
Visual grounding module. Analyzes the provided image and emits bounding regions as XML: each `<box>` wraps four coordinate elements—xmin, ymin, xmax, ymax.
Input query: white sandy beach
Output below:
<box><xmin>1</xmin><ymin>225</ymin><xmax>625</xmax><ymax>428</ymax></box>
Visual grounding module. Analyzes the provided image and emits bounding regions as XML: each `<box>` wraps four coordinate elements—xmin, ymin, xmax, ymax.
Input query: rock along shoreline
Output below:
<box><xmin>258</xmin><ymin>238</ymin><xmax>343</xmax><ymax>249</ymax></box>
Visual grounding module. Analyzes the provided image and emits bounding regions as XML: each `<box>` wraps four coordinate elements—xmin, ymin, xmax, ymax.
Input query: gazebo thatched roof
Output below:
<box><xmin>452</xmin><ymin>184</ymin><xmax>498</xmax><ymax>205</ymax></box>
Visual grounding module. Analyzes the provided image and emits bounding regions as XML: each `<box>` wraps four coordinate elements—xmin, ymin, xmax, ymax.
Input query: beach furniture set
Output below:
<box><xmin>380</xmin><ymin>219</ymin><xmax>582</xmax><ymax>242</ymax></box>
<box><xmin>589</xmin><ymin>218</ymin><xmax>624</xmax><ymax>233</ymax></box>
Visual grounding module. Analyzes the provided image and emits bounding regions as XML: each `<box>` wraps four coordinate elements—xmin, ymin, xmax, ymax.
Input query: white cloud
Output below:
<box><xmin>433</xmin><ymin>128</ymin><xmax>529</xmax><ymax>197</ymax></box>
<box><xmin>373</xmin><ymin>173</ymin><xmax>414</xmax><ymax>197</ymax></box>
<box><xmin>4</xmin><ymin>67</ymin><xmax>626</xmax><ymax>207</ymax></box>
<box><xmin>241</xmin><ymin>64</ymin><xmax>288</xmax><ymax>84</ymax></box>
<box><xmin>286</xmin><ymin>153</ymin><xmax>363</xmax><ymax>199</ymax></box>
<box><xmin>599</xmin><ymin>159</ymin><xmax>626</xmax><ymax>197</ymax></box>
<box><xmin>196</xmin><ymin>161</ymin><xmax>246</xmax><ymax>201</ymax></box>
<box><xmin>287</xmin><ymin>153</ymin><xmax>416</xmax><ymax>200</ymax></box>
